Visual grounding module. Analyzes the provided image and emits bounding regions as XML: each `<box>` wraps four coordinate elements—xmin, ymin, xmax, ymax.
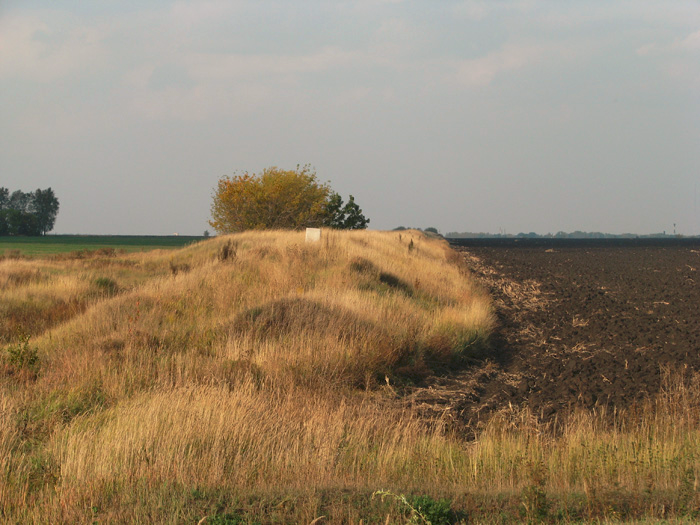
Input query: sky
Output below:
<box><xmin>1</xmin><ymin>1</ymin><xmax>699</xmax><ymax>236</ymax></box>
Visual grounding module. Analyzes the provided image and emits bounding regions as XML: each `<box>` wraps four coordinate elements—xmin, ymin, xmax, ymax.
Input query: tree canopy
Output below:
<box><xmin>209</xmin><ymin>166</ymin><xmax>369</xmax><ymax>233</ymax></box>
<box><xmin>0</xmin><ymin>187</ymin><xmax>59</xmax><ymax>236</ymax></box>
<box><xmin>324</xmin><ymin>192</ymin><xmax>370</xmax><ymax>230</ymax></box>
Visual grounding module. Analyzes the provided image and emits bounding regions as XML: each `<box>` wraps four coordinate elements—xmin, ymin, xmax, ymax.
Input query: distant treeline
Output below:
<box><xmin>0</xmin><ymin>187</ymin><xmax>60</xmax><ymax>236</ymax></box>
<box><xmin>445</xmin><ymin>231</ymin><xmax>697</xmax><ymax>239</ymax></box>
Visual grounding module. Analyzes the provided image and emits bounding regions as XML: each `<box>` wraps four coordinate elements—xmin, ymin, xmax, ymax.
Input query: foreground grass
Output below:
<box><xmin>0</xmin><ymin>235</ymin><xmax>204</xmax><ymax>256</ymax></box>
<box><xmin>1</xmin><ymin>230</ymin><xmax>699</xmax><ymax>523</ymax></box>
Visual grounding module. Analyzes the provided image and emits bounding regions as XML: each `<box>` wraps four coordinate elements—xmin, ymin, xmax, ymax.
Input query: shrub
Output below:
<box><xmin>169</xmin><ymin>261</ymin><xmax>192</xmax><ymax>276</ymax></box>
<box><xmin>210</xmin><ymin>166</ymin><xmax>331</xmax><ymax>232</ymax></box>
<box><xmin>93</xmin><ymin>277</ymin><xmax>119</xmax><ymax>296</ymax></box>
<box><xmin>209</xmin><ymin>165</ymin><xmax>369</xmax><ymax>232</ymax></box>
<box><xmin>374</xmin><ymin>490</ymin><xmax>453</xmax><ymax>525</ymax></box>
<box><xmin>4</xmin><ymin>332</ymin><xmax>38</xmax><ymax>371</ymax></box>
<box><xmin>218</xmin><ymin>240</ymin><xmax>238</xmax><ymax>262</ymax></box>
<box><xmin>408</xmin><ymin>495</ymin><xmax>454</xmax><ymax>525</ymax></box>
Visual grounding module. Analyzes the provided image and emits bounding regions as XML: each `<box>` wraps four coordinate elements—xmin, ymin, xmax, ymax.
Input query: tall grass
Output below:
<box><xmin>1</xmin><ymin>230</ymin><xmax>699</xmax><ymax>523</ymax></box>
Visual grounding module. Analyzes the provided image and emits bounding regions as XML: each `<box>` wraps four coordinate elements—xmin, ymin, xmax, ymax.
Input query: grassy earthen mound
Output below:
<box><xmin>1</xmin><ymin>230</ymin><xmax>497</xmax><ymax>522</ymax></box>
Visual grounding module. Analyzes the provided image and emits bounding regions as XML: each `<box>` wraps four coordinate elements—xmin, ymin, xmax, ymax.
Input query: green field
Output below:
<box><xmin>0</xmin><ymin>235</ymin><xmax>207</xmax><ymax>256</ymax></box>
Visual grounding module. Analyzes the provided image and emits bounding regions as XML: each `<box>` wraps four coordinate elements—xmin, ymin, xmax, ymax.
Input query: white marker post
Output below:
<box><xmin>305</xmin><ymin>228</ymin><xmax>321</xmax><ymax>243</ymax></box>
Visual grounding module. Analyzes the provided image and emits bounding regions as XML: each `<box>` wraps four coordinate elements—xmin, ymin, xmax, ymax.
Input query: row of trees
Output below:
<box><xmin>0</xmin><ymin>188</ymin><xmax>60</xmax><ymax>236</ymax></box>
<box><xmin>209</xmin><ymin>166</ymin><xmax>369</xmax><ymax>233</ymax></box>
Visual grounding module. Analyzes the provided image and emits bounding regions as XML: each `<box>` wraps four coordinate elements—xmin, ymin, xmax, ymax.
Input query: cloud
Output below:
<box><xmin>451</xmin><ymin>1</ymin><xmax>489</xmax><ymax>20</ymax></box>
<box><xmin>183</xmin><ymin>47</ymin><xmax>360</xmax><ymax>80</ymax></box>
<box><xmin>115</xmin><ymin>46</ymin><xmax>367</xmax><ymax>121</ymax></box>
<box><xmin>451</xmin><ymin>0</ymin><xmax>538</xmax><ymax>20</ymax></box>
<box><xmin>635</xmin><ymin>28</ymin><xmax>700</xmax><ymax>87</ymax></box>
<box><xmin>0</xmin><ymin>13</ymin><xmax>104</xmax><ymax>81</ymax></box>
<box><xmin>452</xmin><ymin>43</ymin><xmax>546</xmax><ymax>87</ymax></box>
<box><xmin>637</xmin><ymin>28</ymin><xmax>700</xmax><ymax>56</ymax></box>
<box><xmin>368</xmin><ymin>17</ymin><xmax>424</xmax><ymax>63</ymax></box>
<box><xmin>671</xmin><ymin>28</ymin><xmax>700</xmax><ymax>52</ymax></box>
<box><xmin>636</xmin><ymin>43</ymin><xmax>658</xmax><ymax>56</ymax></box>
<box><xmin>169</xmin><ymin>0</ymin><xmax>242</xmax><ymax>25</ymax></box>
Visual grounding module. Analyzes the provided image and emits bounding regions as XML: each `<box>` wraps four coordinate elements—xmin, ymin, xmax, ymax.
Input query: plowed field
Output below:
<box><xmin>406</xmin><ymin>239</ymin><xmax>700</xmax><ymax>433</ymax></box>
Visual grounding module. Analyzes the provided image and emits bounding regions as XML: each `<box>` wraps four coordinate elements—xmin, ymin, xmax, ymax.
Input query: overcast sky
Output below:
<box><xmin>2</xmin><ymin>1</ymin><xmax>699</xmax><ymax>235</ymax></box>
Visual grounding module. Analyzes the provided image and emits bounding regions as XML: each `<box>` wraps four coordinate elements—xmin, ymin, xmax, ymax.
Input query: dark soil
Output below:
<box><xmin>404</xmin><ymin>239</ymin><xmax>700</xmax><ymax>433</ymax></box>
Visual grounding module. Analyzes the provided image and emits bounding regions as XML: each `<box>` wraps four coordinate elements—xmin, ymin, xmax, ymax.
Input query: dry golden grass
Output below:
<box><xmin>27</xmin><ymin>230</ymin><xmax>493</xmax><ymax>398</ymax></box>
<box><xmin>0</xmin><ymin>254</ymin><xmax>167</xmax><ymax>344</ymax></box>
<box><xmin>1</xmin><ymin>230</ymin><xmax>699</xmax><ymax>523</ymax></box>
<box><xmin>0</xmin><ymin>230</ymin><xmax>495</xmax><ymax>521</ymax></box>
<box><xmin>468</xmin><ymin>369</ymin><xmax>700</xmax><ymax>495</ymax></box>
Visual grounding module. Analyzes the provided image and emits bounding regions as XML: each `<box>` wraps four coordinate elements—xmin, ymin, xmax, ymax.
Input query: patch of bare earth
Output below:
<box><xmin>400</xmin><ymin>240</ymin><xmax>700</xmax><ymax>438</ymax></box>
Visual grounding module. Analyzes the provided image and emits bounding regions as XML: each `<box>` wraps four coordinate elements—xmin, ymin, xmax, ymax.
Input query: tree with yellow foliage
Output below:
<box><xmin>209</xmin><ymin>165</ymin><xmax>369</xmax><ymax>233</ymax></box>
